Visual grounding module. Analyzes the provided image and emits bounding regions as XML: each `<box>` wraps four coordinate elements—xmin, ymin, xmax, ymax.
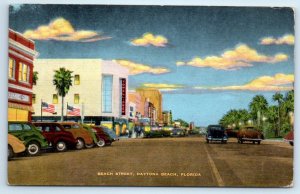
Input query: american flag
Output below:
<box><xmin>67</xmin><ymin>105</ymin><xmax>80</xmax><ymax>116</ymax></box>
<box><xmin>42</xmin><ymin>102</ymin><xmax>56</xmax><ymax>113</ymax></box>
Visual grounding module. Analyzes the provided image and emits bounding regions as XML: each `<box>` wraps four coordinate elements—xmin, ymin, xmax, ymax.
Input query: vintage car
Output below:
<box><xmin>237</xmin><ymin>126</ymin><xmax>264</xmax><ymax>144</ymax></box>
<box><xmin>225</xmin><ymin>128</ymin><xmax>238</xmax><ymax>138</ymax></box>
<box><xmin>8</xmin><ymin>134</ymin><xmax>26</xmax><ymax>160</ymax></box>
<box><xmin>102</xmin><ymin>127</ymin><xmax>119</xmax><ymax>141</ymax></box>
<box><xmin>33</xmin><ymin>122</ymin><xmax>78</xmax><ymax>152</ymax></box>
<box><xmin>8</xmin><ymin>122</ymin><xmax>49</xmax><ymax>156</ymax></box>
<box><xmin>206</xmin><ymin>125</ymin><xmax>228</xmax><ymax>143</ymax></box>
<box><xmin>170</xmin><ymin>128</ymin><xmax>185</xmax><ymax>137</ymax></box>
<box><xmin>58</xmin><ymin>122</ymin><xmax>94</xmax><ymax>149</ymax></box>
<box><xmin>284</xmin><ymin>130</ymin><xmax>294</xmax><ymax>146</ymax></box>
<box><xmin>86</xmin><ymin>125</ymin><xmax>114</xmax><ymax>147</ymax></box>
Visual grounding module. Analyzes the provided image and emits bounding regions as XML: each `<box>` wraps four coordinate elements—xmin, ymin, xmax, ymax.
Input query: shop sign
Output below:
<box><xmin>8</xmin><ymin>92</ymin><xmax>30</xmax><ymax>103</ymax></box>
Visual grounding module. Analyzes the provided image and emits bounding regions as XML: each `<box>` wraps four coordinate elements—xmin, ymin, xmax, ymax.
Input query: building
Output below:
<box><xmin>128</xmin><ymin>91</ymin><xmax>143</xmax><ymax>120</ymax></box>
<box><xmin>32</xmin><ymin>59</ymin><xmax>129</xmax><ymax>134</ymax></box>
<box><xmin>8</xmin><ymin>29</ymin><xmax>38</xmax><ymax>121</ymax></box>
<box><xmin>136</xmin><ymin>88</ymin><xmax>163</xmax><ymax>123</ymax></box>
<box><xmin>162</xmin><ymin>110</ymin><xmax>172</xmax><ymax>126</ymax></box>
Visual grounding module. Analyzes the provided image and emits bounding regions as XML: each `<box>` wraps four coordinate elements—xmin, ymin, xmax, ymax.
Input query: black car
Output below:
<box><xmin>206</xmin><ymin>125</ymin><xmax>228</xmax><ymax>144</ymax></box>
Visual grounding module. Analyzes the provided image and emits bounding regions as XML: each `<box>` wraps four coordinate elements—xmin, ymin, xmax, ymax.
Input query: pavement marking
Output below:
<box><xmin>204</xmin><ymin>145</ymin><xmax>225</xmax><ymax>187</ymax></box>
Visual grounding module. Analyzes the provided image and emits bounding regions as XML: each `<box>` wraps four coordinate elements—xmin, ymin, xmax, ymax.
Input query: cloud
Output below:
<box><xmin>23</xmin><ymin>17</ymin><xmax>111</xmax><ymax>42</ymax></box>
<box><xmin>195</xmin><ymin>73</ymin><xmax>294</xmax><ymax>91</ymax></box>
<box><xmin>130</xmin><ymin>33</ymin><xmax>168</xmax><ymax>47</ymax></box>
<box><xmin>115</xmin><ymin>60</ymin><xmax>170</xmax><ymax>75</ymax></box>
<box><xmin>177</xmin><ymin>44</ymin><xmax>288</xmax><ymax>70</ymax></box>
<box><xmin>260</xmin><ymin>34</ymin><xmax>295</xmax><ymax>45</ymax></box>
<box><xmin>140</xmin><ymin>83</ymin><xmax>184</xmax><ymax>91</ymax></box>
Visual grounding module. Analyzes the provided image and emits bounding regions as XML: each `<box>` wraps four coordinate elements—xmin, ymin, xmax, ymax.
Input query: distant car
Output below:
<box><xmin>206</xmin><ymin>125</ymin><xmax>228</xmax><ymax>143</ymax></box>
<box><xmin>33</xmin><ymin>122</ymin><xmax>78</xmax><ymax>152</ymax></box>
<box><xmin>237</xmin><ymin>126</ymin><xmax>264</xmax><ymax>144</ymax></box>
<box><xmin>8</xmin><ymin>122</ymin><xmax>49</xmax><ymax>156</ymax></box>
<box><xmin>58</xmin><ymin>122</ymin><xmax>94</xmax><ymax>149</ymax></box>
<box><xmin>284</xmin><ymin>130</ymin><xmax>294</xmax><ymax>146</ymax></box>
<box><xmin>8</xmin><ymin>134</ymin><xmax>26</xmax><ymax>160</ymax></box>
<box><xmin>170</xmin><ymin>128</ymin><xmax>185</xmax><ymax>137</ymax></box>
<box><xmin>225</xmin><ymin>128</ymin><xmax>238</xmax><ymax>138</ymax></box>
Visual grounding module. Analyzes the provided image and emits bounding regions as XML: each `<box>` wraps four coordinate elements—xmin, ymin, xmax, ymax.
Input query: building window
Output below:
<box><xmin>74</xmin><ymin>94</ymin><xmax>80</xmax><ymax>104</ymax></box>
<box><xmin>102</xmin><ymin>75</ymin><xmax>113</xmax><ymax>113</ymax></box>
<box><xmin>18</xmin><ymin>62</ymin><xmax>30</xmax><ymax>83</ymax></box>
<box><xmin>74</xmin><ymin>74</ymin><xmax>80</xmax><ymax>85</ymax></box>
<box><xmin>53</xmin><ymin>94</ymin><xmax>58</xmax><ymax>104</ymax></box>
<box><xmin>32</xmin><ymin>94</ymin><xmax>36</xmax><ymax>104</ymax></box>
<box><xmin>9</xmin><ymin>58</ymin><xmax>16</xmax><ymax>79</ymax></box>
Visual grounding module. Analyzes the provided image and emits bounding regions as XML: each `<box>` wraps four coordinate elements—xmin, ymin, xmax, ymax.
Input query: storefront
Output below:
<box><xmin>8</xmin><ymin>29</ymin><xmax>38</xmax><ymax>121</ymax></box>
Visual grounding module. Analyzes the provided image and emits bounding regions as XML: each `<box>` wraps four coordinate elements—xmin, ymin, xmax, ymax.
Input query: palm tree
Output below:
<box><xmin>53</xmin><ymin>68</ymin><xmax>73</xmax><ymax>121</ymax></box>
<box><xmin>249</xmin><ymin>95</ymin><xmax>268</xmax><ymax>128</ymax></box>
<box><xmin>33</xmin><ymin>71</ymin><xmax>38</xmax><ymax>85</ymax></box>
<box><xmin>272</xmin><ymin>92</ymin><xmax>283</xmax><ymax>137</ymax></box>
<box><xmin>266</xmin><ymin>105</ymin><xmax>279</xmax><ymax>137</ymax></box>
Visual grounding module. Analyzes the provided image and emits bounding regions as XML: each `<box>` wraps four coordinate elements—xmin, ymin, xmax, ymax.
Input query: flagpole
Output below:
<box><xmin>66</xmin><ymin>102</ymin><xmax>68</xmax><ymax>121</ymax></box>
<box><xmin>41</xmin><ymin>99</ymin><xmax>43</xmax><ymax>122</ymax></box>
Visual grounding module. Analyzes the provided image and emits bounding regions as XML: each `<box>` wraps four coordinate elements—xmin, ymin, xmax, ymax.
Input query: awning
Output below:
<box><xmin>8</xmin><ymin>102</ymin><xmax>34</xmax><ymax>112</ymax></box>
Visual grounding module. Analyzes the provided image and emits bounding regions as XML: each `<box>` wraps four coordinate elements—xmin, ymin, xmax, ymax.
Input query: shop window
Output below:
<box><xmin>74</xmin><ymin>94</ymin><xmax>80</xmax><ymax>104</ymax></box>
<box><xmin>102</xmin><ymin>75</ymin><xmax>113</xmax><ymax>113</ymax></box>
<box><xmin>74</xmin><ymin>74</ymin><xmax>80</xmax><ymax>85</ymax></box>
<box><xmin>53</xmin><ymin>94</ymin><xmax>58</xmax><ymax>104</ymax></box>
<box><xmin>9</xmin><ymin>58</ymin><xmax>16</xmax><ymax>79</ymax></box>
<box><xmin>18</xmin><ymin>62</ymin><xmax>30</xmax><ymax>83</ymax></box>
<box><xmin>8</xmin><ymin>108</ymin><xmax>28</xmax><ymax>122</ymax></box>
<box><xmin>32</xmin><ymin>94</ymin><xmax>36</xmax><ymax>104</ymax></box>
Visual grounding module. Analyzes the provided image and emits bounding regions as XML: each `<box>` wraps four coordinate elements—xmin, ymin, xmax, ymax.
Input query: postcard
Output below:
<box><xmin>7</xmin><ymin>4</ymin><xmax>294</xmax><ymax>187</ymax></box>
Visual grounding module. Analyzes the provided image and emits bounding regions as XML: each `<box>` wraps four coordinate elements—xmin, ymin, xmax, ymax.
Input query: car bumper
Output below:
<box><xmin>207</xmin><ymin>137</ymin><xmax>228</xmax><ymax>141</ymax></box>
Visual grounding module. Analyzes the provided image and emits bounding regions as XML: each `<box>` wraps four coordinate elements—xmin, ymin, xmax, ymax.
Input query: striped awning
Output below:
<box><xmin>8</xmin><ymin>102</ymin><xmax>34</xmax><ymax>112</ymax></box>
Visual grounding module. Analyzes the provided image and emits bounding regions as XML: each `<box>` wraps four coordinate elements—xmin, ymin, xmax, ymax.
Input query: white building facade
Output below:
<box><xmin>32</xmin><ymin>59</ymin><xmax>129</xmax><ymax>127</ymax></box>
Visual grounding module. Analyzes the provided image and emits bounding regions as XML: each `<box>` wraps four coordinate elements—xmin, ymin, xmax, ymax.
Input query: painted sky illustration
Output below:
<box><xmin>9</xmin><ymin>5</ymin><xmax>294</xmax><ymax>126</ymax></box>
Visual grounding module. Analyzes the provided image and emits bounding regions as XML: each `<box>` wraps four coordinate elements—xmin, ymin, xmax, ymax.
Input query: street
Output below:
<box><xmin>8</xmin><ymin>136</ymin><xmax>293</xmax><ymax>187</ymax></box>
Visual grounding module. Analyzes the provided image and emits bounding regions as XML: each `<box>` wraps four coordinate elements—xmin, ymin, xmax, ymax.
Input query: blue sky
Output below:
<box><xmin>9</xmin><ymin>5</ymin><xmax>294</xmax><ymax>126</ymax></box>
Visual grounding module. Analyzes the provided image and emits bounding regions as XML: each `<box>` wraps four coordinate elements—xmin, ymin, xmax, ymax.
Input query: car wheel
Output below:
<box><xmin>224</xmin><ymin>140</ymin><xmax>227</xmax><ymax>144</ymax></box>
<box><xmin>56</xmin><ymin>141</ymin><xmax>67</xmax><ymax>152</ymax></box>
<box><xmin>206</xmin><ymin>139</ymin><xmax>209</xmax><ymax>144</ymax></box>
<box><xmin>252</xmin><ymin>141</ymin><xmax>255</xmax><ymax>144</ymax></box>
<box><xmin>26</xmin><ymin>141</ymin><xmax>40</xmax><ymax>156</ymax></box>
<box><xmin>240</xmin><ymin>139</ymin><xmax>243</xmax><ymax>144</ymax></box>
<box><xmin>289</xmin><ymin>141</ymin><xmax>294</xmax><ymax>146</ymax></box>
<box><xmin>8</xmin><ymin>145</ymin><xmax>14</xmax><ymax>160</ymax></box>
<box><xmin>76</xmin><ymin>139</ymin><xmax>85</xmax><ymax>150</ymax></box>
<box><xmin>85</xmin><ymin>143</ymin><xmax>94</xmax><ymax>149</ymax></box>
<box><xmin>257</xmin><ymin>141</ymin><xmax>261</xmax><ymax>145</ymax></box>
<box><xmin>96</xmin><ymin>138</ymin><xmax>106</xmax><ymax>147</ymax></box>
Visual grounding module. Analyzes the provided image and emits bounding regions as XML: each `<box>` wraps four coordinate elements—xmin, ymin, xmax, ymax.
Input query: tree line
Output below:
<box><xmin>219</xmin><ymin>91</ymin><xmax>294</xmax><ymax>138</ymax></box>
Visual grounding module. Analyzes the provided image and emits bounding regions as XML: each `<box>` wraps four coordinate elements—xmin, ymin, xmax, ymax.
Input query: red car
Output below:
<box><xmin>91</xmin><ymin>126</ymin><xmax>114</xmax><ymax>147</ymax></box>
<box><xmin>284</xmin><ymin>130</ymin><xmax>294</xmax><ymax>146</ymax></box>
<box><xmin>237</xmin><ymin>126</ymin><xmax>264</xmax><ymax>144</ymax></box>
<box><xmin>34</xmin><ymin>122</ymin><xmax>78</xmax><ymax>152</ymax></box>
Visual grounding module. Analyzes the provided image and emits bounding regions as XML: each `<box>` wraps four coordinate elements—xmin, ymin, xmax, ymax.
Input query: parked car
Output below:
<box><xmin>8</xmin><ymin>122</ymin><xmax>49</xmax><ymax>156</ymax></box>
<box><xmin>8</xmin><ymin>134</ymin><xmax>26</xmax><ymax>160</ymax></box>
<box><xmin>170</xmin><ymin>128</ymin><xmax>185</xmax><ymax>137</ymax></box>
<box><xmin>33</xmin><ymin>122</ymin><xmax>78</xmax><ymax>152</ymax></box>
<box><xmin>206</xmin><ymin>125</ymin><xmax>228</xmax><ymax>143</ymax></box>
<box><xmin>87</xmin><ymin>125</ymin><xmax>114</xmax><ymax>147</ymax></box>
<box><xmin>237</xmin><ymin>126</ymin><xmax>264</xmax><ymax>144</ymax></box>
<box><xmin>58</xmin><ymin>122</ymin><xmax>94</xmax><ymax>149</ymax></box>
<box><xmin>225</xmin><ymin>128</ymin><xmax>238</xmax><ymax>138</ymax></box>
<box><xmin>284</xmin><ymin>130</ymin><xmax>294</xmax><ymax>146</ymax></box>
<box><xmin>102</xmin><ymin>127</ymin><xmax>119</xmax><ymax>141</ymax></box>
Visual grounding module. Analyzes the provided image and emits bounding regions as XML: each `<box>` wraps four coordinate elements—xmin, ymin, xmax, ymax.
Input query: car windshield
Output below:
<box><xmin>9</xmin><ymin>124</ymin><xmax>22</xmax><ymax>131</ymax></box>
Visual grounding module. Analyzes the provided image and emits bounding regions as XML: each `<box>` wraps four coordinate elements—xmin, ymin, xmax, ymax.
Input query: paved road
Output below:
<box><xmin>8</xmin><ymin>136</ymin><xmax>293</xmax><ymax>187</ymax></box>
